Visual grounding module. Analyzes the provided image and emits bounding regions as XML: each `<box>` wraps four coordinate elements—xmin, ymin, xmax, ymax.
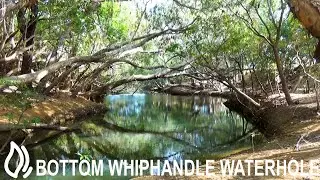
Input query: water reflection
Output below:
<box><xmin>0</xmin><ymin>94</ymin><xmax>255</xmax><ymax>178</ymax></box>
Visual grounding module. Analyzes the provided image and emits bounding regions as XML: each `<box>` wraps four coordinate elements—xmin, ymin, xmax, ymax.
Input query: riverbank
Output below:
<box><xmin>0</xmin><ymin>93</ymin><xmax>107</xmax><ymax>126</ymax></box>
<box><xmin>151</xmin><ymin>84</ymin><xmax>232</xmax><ymax>98</ymax></box>
<box><xmin>209</xmin><ymin>99</ymin><xmax>320</xmax><ymax>179</ymax></box>
<box><xmin>2</xmin><ymin>90</ymin><xmax>320</xmax><ymax>179</ymax></box>
<box><xmin>135</xmin><ymin>93</ymin><xmax>320</xmax><ymax>179</ymax></box>
<box><xmin>0</xmin><ymin>91</ymin><xmax>108</xmax><ymax>154</ymax></box>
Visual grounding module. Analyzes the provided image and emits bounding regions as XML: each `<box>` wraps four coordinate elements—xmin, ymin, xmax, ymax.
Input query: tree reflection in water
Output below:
<box><xmin>1</xmin><ymin>94</ymin><xmax>257</xmax><ymax>178</ymax></box>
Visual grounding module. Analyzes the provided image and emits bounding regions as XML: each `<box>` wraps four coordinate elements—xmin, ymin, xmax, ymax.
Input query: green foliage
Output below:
<box><xmin>76</xmin><ymin>149</ymin><xmax>93</xmax><ymax>161</ymax></box>
<box><xmin>31</xmin><ymin>117</ymin><xmax>41</xmax><ymax>124</ymax></box>
<box><xmin>0</xmin><ymin>78</ymin><xmax>22</xmax><ymax>87</ymax></box>
<box><xmin>309</xmin><ymin>64</ymin><xmax>320</xmax><ymax>78</ymax></box>
<box><xmin>1</xmin><ymin>0</ymin><xmax>316</xmax><ymax>97</ymax></box>
<box><xmin>0</xmin><ymin>88</ymin><xmax>43</xmax><ymax>108</ymax></box>
<box><xmin>5</xmin><ymin>112</ymin><xmax>14</xmax><ymax>122</ymax></box>
<box><xmin>36</xmin><ymin>0</ymin><xmax>133</xmax><ymax>57</ymax></box>
<box><xmin>151</xmin><ymin>0</ymin><xmax>315</xmax><ymax>87</ymax></box>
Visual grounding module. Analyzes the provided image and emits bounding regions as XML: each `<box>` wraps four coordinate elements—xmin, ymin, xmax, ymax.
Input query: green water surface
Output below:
<box><xmin>1</xmin><ymin>94</ymin><xmax>256</xmax><ymax>179</ymax></box>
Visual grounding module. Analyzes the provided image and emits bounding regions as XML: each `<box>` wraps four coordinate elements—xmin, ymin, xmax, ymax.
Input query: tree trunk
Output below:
<box><xmin>21</xmin><ymin>53</ymin><xmax>32</xmax><ymax>74</ymax></box>
<box><xmin>241</xmin><ymin>69</ymin><xmax>246</xmax><ymax>92</ymax></box>
<box><xmin>44</xmin><ymin>64</ymin><xmax>80</xmax><ymax>94</ymax></box>
<box><xmin>0</xmin><ymin>62</ymin><xmax>5</xmax><ymax>76</ymax></box>
<box><xmin>18</xmin><ymin>4</ymin><xmax>38</xmax><ymax>76</ymax></box>
<box><xmin>273</xmin><ymin>46</ymin><xmax>293</xmax><ymax>105</ymax></box>
<box><xmin>288</xmin><ymin>0</ymin><xmax>320</xmax><ymax>63</ymax></box>
<box><xmin>306</xmin><ymin>79</ymin><xmax>310</xmax><ymax>93</ymax></box>
<box><xmin>253</xmin><ymin>68</ymin><xmax>268</xmax><ymax>96</ymax></box>
<box><xmin>314</xmin><ymin>40</ymin><xmax>320</xmax><ymax>63</ymax></box>
<box><xmin>267</xmin><ymin>72</ymin><xmax>274</xmax><ymax>95</ymax></box>
<box><xmin>223</xmin><ymin>78</ymin><xmax>261</xmax><ymax>108</ymax></box>
<box><xmin>235</xmin><ymin>60</ymin><xmax>246</xmax><ymax>92</ymax></box>
<box><xmin>315</xmin><ymin>81</ymin><xmax>319</xmax><ymax>111</ymax></box>
<box><xmin>250</xmin><ymin>70</ymin><xmax>254</xmax><ymax>94</ymax></box>
<box><xmin>290</xmin><ymin>75</ymin><xmax>304</xmax><ymax>93</ymax></box>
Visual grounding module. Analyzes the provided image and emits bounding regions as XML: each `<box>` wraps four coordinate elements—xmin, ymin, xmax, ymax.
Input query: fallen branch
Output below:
<box><xmin>0</xmin><ymin>123</ymin><xmax>78</xmax><ymax>132</ymax></box>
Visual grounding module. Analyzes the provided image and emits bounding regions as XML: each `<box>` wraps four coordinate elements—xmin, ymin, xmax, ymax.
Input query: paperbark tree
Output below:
<box><xmin>288</xmin><ymin>0</ymin><xmax>320</xmax><ymax>63</ymax></box>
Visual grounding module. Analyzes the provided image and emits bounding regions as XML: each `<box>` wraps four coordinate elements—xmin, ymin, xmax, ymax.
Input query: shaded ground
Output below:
<box><xmin>0</xmin><ymin>93</ymin><xmax>106</xmax><ymax>125</ymax></box>
<box><xmin>268</xmin><ymin>93</ymin><xmax>317</xmax><ymax>105</ymax></box>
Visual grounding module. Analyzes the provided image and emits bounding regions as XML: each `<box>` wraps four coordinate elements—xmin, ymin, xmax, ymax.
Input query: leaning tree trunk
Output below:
<box><xmin>288</xmin><ymin>0</ymin><xmax>320</xmax><ymax>63</ymax></box>
<box><xmin>222</xmin><ymin>78</ymin><xmax>261</xmax><ymax>108</ymax></box>
<box><xmin>273</xmin><ymin>46</ymin><xmax>294</xmax><ymax>105</ymax></box>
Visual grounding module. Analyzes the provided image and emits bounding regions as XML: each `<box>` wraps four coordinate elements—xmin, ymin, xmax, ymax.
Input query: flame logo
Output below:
<box><xmin>4</xmin><ymin>141</ymin><xmax>33</xmax><ymax>178</ymax></box>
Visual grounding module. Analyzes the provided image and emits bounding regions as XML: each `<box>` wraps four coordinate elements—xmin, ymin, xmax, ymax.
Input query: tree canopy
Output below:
<box><xmin>0</xmin><ymin>0</ymin><xmax>318</xmax><ymax>106</ymax></box>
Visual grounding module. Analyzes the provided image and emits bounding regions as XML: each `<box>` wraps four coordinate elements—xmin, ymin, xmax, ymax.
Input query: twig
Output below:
<box><xmin>294</xmin><ymin>55</ymin><xmax>320</xmax><ymax>83</ymax></box>
<box><xmin>294</xmin><ymin>133</ymin><xmax>309</xmax><ymax>151</ymax></box>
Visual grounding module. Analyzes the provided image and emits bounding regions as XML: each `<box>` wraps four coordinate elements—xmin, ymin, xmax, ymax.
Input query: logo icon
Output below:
<box><xmin>4</xmin><ymin>141</ymin><xmax>33</xmax><ymax>178</ymax></box>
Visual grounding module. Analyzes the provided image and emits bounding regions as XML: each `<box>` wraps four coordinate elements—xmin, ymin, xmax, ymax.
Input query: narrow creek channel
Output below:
<box><xmin>1</xmin><ymin>94</ymin><xmax>263</xmax><ymax>179</ymax></box>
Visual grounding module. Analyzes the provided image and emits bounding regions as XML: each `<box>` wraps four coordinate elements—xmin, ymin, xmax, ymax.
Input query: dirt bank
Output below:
<box><xmin>0</xmin><ymin>92</ymin><xmax>107</xmax><ymax>153</ymax></box>
<box><xmin>0</xmin><ymin>94</ymin><xmax>107</xmax><ymax>126</ymax></box>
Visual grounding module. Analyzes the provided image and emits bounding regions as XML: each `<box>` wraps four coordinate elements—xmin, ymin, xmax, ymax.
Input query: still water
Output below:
<box><xmin>1</xmin><ymin>94</ymin><xmax>255</xmax><ymax>179</ymax></box>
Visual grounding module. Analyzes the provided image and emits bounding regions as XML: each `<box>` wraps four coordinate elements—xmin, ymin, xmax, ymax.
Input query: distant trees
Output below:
<box><xmin>233</xmin><ymin>0</ymin><xmax>293</xmax><ymax>104</ymax></box>
<box><xmin>165</xmin><ymin>0</ymin><xmax>315</xmax><ymax>106</ymax></box>
<box><xmin>0</xmin><ymin>0</ymin><xmax>319</xmax><ymax>107</ymax></box>
<box><xmin>0</xmin><ymin>0</ymin><xmax>194</xmax><ymax>100</ymax></box>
